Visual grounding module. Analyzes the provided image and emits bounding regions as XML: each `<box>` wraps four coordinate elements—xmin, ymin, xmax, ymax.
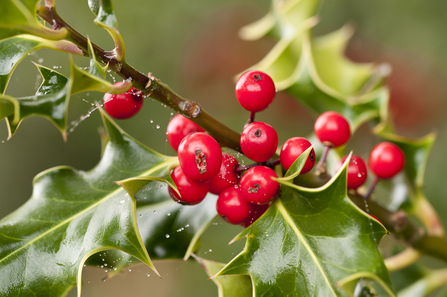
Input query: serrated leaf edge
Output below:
<box><xmin>336</xmin><ymin>271</ymin><xmax>396</xmax><ymax>297</ymax></box>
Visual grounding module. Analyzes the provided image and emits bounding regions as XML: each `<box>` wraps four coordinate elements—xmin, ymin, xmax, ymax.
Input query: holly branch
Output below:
<box><xmin>36</xmin><ymin>0</ymin><xmax>447</xmax><ymax>276</ymax></box>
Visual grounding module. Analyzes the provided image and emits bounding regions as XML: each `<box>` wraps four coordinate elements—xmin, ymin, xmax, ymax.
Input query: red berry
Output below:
<box><xmin>166</xmin><ymin>114</ymin><xmax>205</xmax><ymax>151</ymax></box>
<box><xmin>336</xmin><ymin>155</ymin><xmax>368</xmax><ymax>189</ymax></box>
<box><xmin>280</xmin><ymin>137</ymin><xmax>315</xmax><ymax>174</ymax></box>
<box><xmin>235</xmin><ymin>70</ymin><xmax>276</xmax><ymax>112</ymax></box>
<box><xmin>242</xmin><ymin>203</ymin><xmax>270</xmax><ymax>228</ymax></box>
<box><xmin>103</xmin><ymin>82</ymin><xmax>143</xmax><ymax>119</ymax></box>
<box><xmin>240</xmin><ymin>166</ymin><xmax>279</xmax><ymax>205</ymax></box>
<box><xmin>314</xmin><ymin>111</ymin><xmax>351</xmax><ymax>147</ymax></box>
<box><xmin>369</xmin><ymin>142</ymin><xmax>405</xmax><ymax>179</ymax></box>
<box><xmin>216</xmin><ymin>186</ymin><xmax>256</xmax><ymax>225</ymax></box>
<box><xmin>240</xmin><ymin>122</ymin><xmax>278</xmax><ymax>162</ymax></box>
<box><xmin>168</xmin><ymin>166</ymin><xmax>209</xmax><ymax>205</ymax></box>
<box><xmin>208</xmin><ymin>153</ymin><xmax>240</xmax><ymax>195</ymax></box>
<box><xmin>178</xmin><ymin>132</ymin><xmax>222</xmax><ymax>182</ymax></box>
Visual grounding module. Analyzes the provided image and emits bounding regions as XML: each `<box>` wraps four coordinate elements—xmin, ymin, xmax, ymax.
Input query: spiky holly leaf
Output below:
<box><xmin>195</xmin><ymin>255</ymin><xmax>252</xmax><ymax>297</ymax></box>
<box><xmin>1</xmin><ymin>52</ymin><xmax>129</xmax><ymax>139</ymax></box>
<box><xmin>241</xmin><ymin>0</ymin><xmax>390</xmax><ymax>133</ymax></box>
<box><xmin>373</xmin><ymin>124</ymin><xmax>443</xmax><ymax>237</ymax></box>
<box><xmin>0</xmin><ymin>34</ymin><xmax>82</xmax><ymax>94</ymax></box>
<box><xmin>0</xmin><ymin>0</ymin><xmax>67</xmax><ymax>40</ymax></box>
<box><xmin>87</xmin><ymin>170</ymin><xmax>218</xmax><ymax>277</ymax></box>
<box><xmin>239</xmin><ymin>0</ymin><xmax>320</xmax><ymax>41</ymax></box>
<box><xmin>216</xmin><ymin>154</ymin><xmax>394</xmax><ymax>296</ymax></box>
<box><xmin>88</xmin><ymin>0</ymin><xmax>125</xmax><ymax>60</ymax></box>
<box><xmin>244</xmin><ymin>26</ymin><xmax>389</xmax><ymax>132</ymax></box>
<box><xmin>0</xmin><ymin>109</ymin><xmax>186</xmax><ymax>296</ymax></box>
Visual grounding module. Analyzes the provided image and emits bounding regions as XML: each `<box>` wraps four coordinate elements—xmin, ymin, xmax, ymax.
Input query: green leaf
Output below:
<box><xmin>2</xmin><ymin>53</ymin><xmax>128</xmax><ymax>140</ymax></box>
<box><xmin>337</xmin><ymin>272</ymin><xmax>396</xmax><ymax>297</ymax></box>
<box><xmin>87</xmin><ymin>38</ymin><xmax>107</xmax><ymax>78</ymax></box>
<box><xmin>88</xmin><ymin>0</ymin><xmax>125</xmax><ymax>60</ymax></box>
<box><xmin>373</xmin><ymin>125</ymin><xmax>444</xmax><ymax>237</ymax></box>
<box><xmin>0</xmin><ymin>34</ymin><xmax>82</xmax><ymax>94</ymax></box>
<box><xmin>3</xmin><ymin>63</ymin><xmax>69</xmax><ymax>139</ymax></box>
<box><xmin>87</xmin><ymin>184</ymin><xmax>218</xmax><ymax>279</ymax></box>
<box><xmin>217</xmin><ymin>156</ymin><xmax>393</xmax><ymax>296</ymax></box>
<box><xmin>195</xmin><ymin>255</ymin><xmax>252</xmax><ymax>297</ymax></box>
<box><xmin>239</xmin><ymin>0</ymin><xmax>320</xmax><ymax>41</ymax></box>
<box><xmin>0</xmin><ymin>0</ymin><xmax>67</xmax><ymax>40</ymax></box>
<box><xmin>0</xmin><ymin>109</ymin><xmax>185</xmax><ymax>296</ymax></box>
<box><xmin>276</xmin><ymin>145</ymin><xmax>313</xmax><ymax>181</ymax></box>
<box><xmin>243</xmin><ymin>23</ymin><xmax>390</xmax><ymax>132</ymax></box>
<box><xmin>398</xmin><ymin>269</ymin><xmax>447</xmax><ymax>297</ymax></box>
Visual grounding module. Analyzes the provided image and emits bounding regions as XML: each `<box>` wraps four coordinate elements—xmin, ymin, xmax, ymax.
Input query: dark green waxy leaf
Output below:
<box><xmin>0</xmin><ymin>0</ymin><xmax>67</xmax><ymax>40</ymax></box>
<box><xmin>88</xmin><ymin>0</ymin><xmax>125</xmax><ymax>60</ymax></box>
<box><xmin>195</xmin><ymin>255</ymin><xmax>252</xmax><ymax>297</ymax></box>
<box><xmin>88</xmin><ymin>169</ymin><xmax>218</xmax><ymax>277</ymax></box>
<box><xmin>3</xmin><ymin>64</ymin><xmax>68</xmax><ymax>139</ymax></box>
<box><xmin>0</xmin><ymin>109</ymin><xmax>184</xmax><ymax>296</ymax></box>
<box><xmin>0</xmin><ymin>35</ymin><xmax>82</xmax><ymax>94</ymax></box>
<box><xmin>373</xmin><ymin>125</ymin><xmax>444</xmax><ymax>237</ymax></box>
<box><xmin>2</xmin><ymin>54</ymin><xmax>130</xmax><ymax>140</ymax></box>
<box><xmin>217</xmin><ymin>155</ymin><xmax>394</xmax><ymax>296</ymax></box>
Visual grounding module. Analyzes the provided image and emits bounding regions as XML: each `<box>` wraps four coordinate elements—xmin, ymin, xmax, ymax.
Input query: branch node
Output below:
<box><xmin>182</xmin><ymin>101</ymin><xmax>202</xmax><ymax>118</ymax></box>
<box><xmin>392</xmin><ymin>210</ymin><xmax>408</xmax><ymax>231</ymax></box>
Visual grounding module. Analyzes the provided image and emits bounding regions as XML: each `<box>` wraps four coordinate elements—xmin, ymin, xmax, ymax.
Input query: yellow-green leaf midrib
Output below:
<box><xmin>276</xmin><ymin>200</ymin><xmax>337</xmax><ymax>296</ymax></box>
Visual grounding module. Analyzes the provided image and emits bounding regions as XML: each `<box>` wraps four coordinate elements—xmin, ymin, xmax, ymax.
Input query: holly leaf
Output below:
<box><xmin>243</xmin><ymin>20</ymin><xmax>390</xmax><ymax>132</ymax></box>
<box><xmin>88</xmin><ymin>0</ymin><xmax>125</xmax><ymax>60</ymax></box>
<box><xmin>239</xmin><ymin>0</ymin><xmax>320</xmax><ymax>41</ymax></box>
<box><xmin>0</xmin><ymin>0</ymin><xmax>67</xmax><ymax>40</ymax></box>
<box><xmin>2</xmin><ymin>53</ymin><xmax>129</xmax><ymax>140</ymax></box>
<box><xmin>337</xmin><ymin>272</ymin><xmax>396</xmax><ymax>297</ymax></box>
<box><xmin>373</xmin><ymin>125</ymin><xmax>444</xmax><ymax>237</ymax></box>
<box><xmin>3</xmin><ymin>63</ymin><xmax>69</xmax><ymax>139</ymax></box>
<box><xmin>216</xmin><ymin>155</ymin><xmax>394</xmax><ymax>296</ymax></box>
<box><xmin>87</xmin><ymin>38</ymin><xmax>107</xmax><ymax>78</ymax></box>
<box><xmin>195</xmin><ymin>255</ymin><xmax>252</xmax><ymax>297</ymax></box>
<box><xmin>0</xmin><ymin>34</ymin><xmax>82</xmax><ymax>94</ymax></box>
<box><xmin>0</xmin><ymin>108</ymin><xmax>187</xmax><ymax>296</ymax></box>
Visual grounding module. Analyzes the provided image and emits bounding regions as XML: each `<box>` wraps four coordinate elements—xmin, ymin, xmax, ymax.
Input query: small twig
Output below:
<box><xmin>315</xmin><ymin>145</ymin><xmax>330</xmax><ymax>175</ymax></box>
<box><xmin>36</xmin><ymin>4</ymin><xmax>242</xmax><ymax>152</ymax></box>
<box><xmin>364</xmin><ymin>176</ymin><xmax>379</xmax><ymax>200</ymax></box>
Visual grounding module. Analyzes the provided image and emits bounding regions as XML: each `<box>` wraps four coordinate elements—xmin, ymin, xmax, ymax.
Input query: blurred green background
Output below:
<box><xmin>1</xmin><ymin>0</ymin><xmax>447</xmax><ymax>296</ymax></box>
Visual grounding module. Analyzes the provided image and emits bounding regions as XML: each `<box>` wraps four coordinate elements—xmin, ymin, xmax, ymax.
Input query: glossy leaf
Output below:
<box><xmin>88</xmin><ymin>0</ymin><xmax>125</xmax><ymax>60</ymax></box>
<box><xmin>0</xmin><ymin>109</ymin><xmax>187</xmax><ymax>296</ymax></box>
<box><xmin>0</xmin><ymin>34</ymin><xmax>82</xmax><ymax>94</ymax></box>
<box><xmin>3</xmin><ymin>64</ymin><xmax>69</xmax><ymax>139</ymax></box>
<box><xmin>0</xmin><ymin>0</ymin><xmax>67</xmax><ymax>40</ymax></box>
<box><xmin>195</xmin><ymin>255</ymin><xmax>252</xmax><ymax>297</ymax></box>
<box><xmin>217</xmin><ymin>156</ymin><xmax>393</xmax><ymax>296</ymax></box>
<box><xmin>87</xmin><ymin>183</ymin><xmax>218</xmax><ymax>278</ymax></box>
<box><xmin>373</xmin><ymin>125</ymin><xmax>444</xmax><ymax>237</ymax></box>
<box><xmin>2</xmin><ymin>52</ymin><xmax>131</xmax><ymax>140</ymax></box>
<box><xmin>277</xmin><ymin>145</ymin><xmax>313</xmax><ymax>180</ymax></box>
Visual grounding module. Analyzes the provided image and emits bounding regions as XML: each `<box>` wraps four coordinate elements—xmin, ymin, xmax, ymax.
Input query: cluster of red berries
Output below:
<box><xmin>103</xmin><ymin>71</ymin><xmax>406</xmax><ymax>227</ymax></box>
